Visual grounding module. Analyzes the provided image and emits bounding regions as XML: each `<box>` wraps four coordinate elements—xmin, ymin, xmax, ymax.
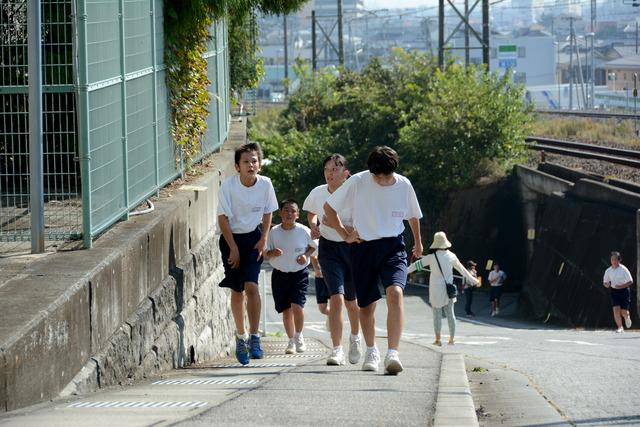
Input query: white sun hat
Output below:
<box><xmin>430</xmin><ymin>231</ymin><xmax>452</xmax><ymax>249</ymax></box>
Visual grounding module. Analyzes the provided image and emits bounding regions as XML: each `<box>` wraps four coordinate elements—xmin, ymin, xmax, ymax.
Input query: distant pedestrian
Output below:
<box><xmin>217</xmin><ymin>142</ymin><xmax>278</xmax><ymax>365</ymax></box>
<box><xmin>488</xmin><ymin>263</ymin><xmax>506</xmax><ymax>316</ymax></box>
<box><xmin>265</xmin><ymin>200</ymin><xmax>317</xmax><ymax>354</ymax></box>
<box><xmin>463</xmin><ymin>260</ymin><xmax>479</xmax><ymax>316</ymax></box>
<box><xmin>408</xmin><ymin>232</ymin><xmax>479</xmax><ymax>346</ymax></box>
<box><xmin>603</xmin><ymin>251</ymin><xmax>633</xmax><ymax>333</ymax></box>
<box><xmin>324</xmin><ymin>146</ymin><xmax>423</xmax><ymax>374</ymax></box>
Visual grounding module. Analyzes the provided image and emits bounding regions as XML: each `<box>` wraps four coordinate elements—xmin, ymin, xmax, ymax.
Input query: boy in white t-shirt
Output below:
<box><xmin>303</xmin><ymin>154</ymin><xmax>361</xmax><ymax>366</ymax></box>
<box><xmin>324</xmin><ymin>146</ymin><xmax>423</xmax><ymax>375</ymax></box>
<box><xmin>265</xmin><ymin>200</ymin><xmax>317</xmax><ymax>353</ymax></box>
<box><xmin>603</xmin><ymin>251</ymin><xmax>634</xmax><ymax>333</ymax></box>
<box><xmin>217</xmin><ymin>142</ymin><xmax>278</xmax><ymax>365</ymax></box>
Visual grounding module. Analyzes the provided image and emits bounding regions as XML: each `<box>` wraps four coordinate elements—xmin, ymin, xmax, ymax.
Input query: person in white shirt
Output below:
<box><xmin>408</xmin><ymin>232</ymin><xmax>479</xmax><ymax>346</ymax></box>
<box><xmin>265</xmin><ymin>200</ymin><xmax>317</xmax><ymax>354</ymax></box>
<box><xmin>217</xmin><ymin>142</ymin><xmax>278</xmax><ymax>365</ymax></box>
<box><xmin>303</xmin><ymin>154</ymin><xmax>361</xmax><ymax>366</ymax></box>
<box><xmin>488</xmin><ymin>263</ymin><xmax>506</xmax><ymax>316</ymax></box>
<box><xmin>324</xmin><ymin>146</ymin><xmax>423</xmax><ymax>375</ymax></box>
<box><xmin>603</xmin><ymin>251</ymin><xmax>634</xmax><ymax>333</ymax></box>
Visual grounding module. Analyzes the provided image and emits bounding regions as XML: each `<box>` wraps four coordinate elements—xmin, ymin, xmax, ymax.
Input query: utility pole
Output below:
<box><xmin>482</xmin><ymin>0</ymin><xmax>489</xmax><ymax>69</ymax></box>
<box><xmin>464</xmin><ymin>0</ymin><xmax>470</xmax><ymax>67</ymax></box>
<box><xmin>337</xmin><ymin>0</ymin><xmax>344</xmax><ymax>66</ymax></box>
<box><xmin>283</xmin><ymin>14</ymin><xmax>288</xmax><ymax>96</ymax></box>
<box><xmin>312</xmin><ymin>11</ymin><xmax>317</xmax><ymax>71</ymax></box>
<box><xmin>569</xmin><ymin>17</ymin><xmax>574</xmax><ymax>110</ymax></box>
<box><xmin>636</xmin><ymin>21</ymin><xmax>638</xmax><ymax>54</ymax></box>
<box><xmin>438</xmin><ymin>0</ymin><xmax>444</xmax><ymax>69</ymax></box>
<box><xmin>590</xmin><ymin>0</ymin><xmax>596</xmax><ymax>109</ymax></box>
<box><xmin>28</xmin><ymin>0</ymin><xmax>45</xmax><ymax>253</ymax></box>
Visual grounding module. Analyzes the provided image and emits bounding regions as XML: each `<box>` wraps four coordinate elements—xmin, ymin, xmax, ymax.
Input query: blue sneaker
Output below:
<box><xmin>249</xmin><ymin>334</ymin><xmax>264</xmax><ymax>359</ymax></box>
<box><xmin>235</xmin><ymin>336</ymin><xmax>250</xmax><ymax>365</ymax></box>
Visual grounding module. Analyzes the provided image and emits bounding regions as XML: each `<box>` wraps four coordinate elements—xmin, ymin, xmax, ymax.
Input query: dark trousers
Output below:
<box><xmin>464</xmin><ymin>287</ymin><xmax>474</xmax><ymax>315</ymax></box>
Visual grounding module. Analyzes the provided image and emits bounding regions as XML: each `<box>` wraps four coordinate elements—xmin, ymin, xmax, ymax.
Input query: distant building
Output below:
<box><xmin>600</xmin><ymin>55</ymin><xmax>640</xmax><ymax>90</ymax></box>
<box><xmin>313</xmin><ymin>0</ymin><xmax>364</xmax><ymax>17</ymax></box>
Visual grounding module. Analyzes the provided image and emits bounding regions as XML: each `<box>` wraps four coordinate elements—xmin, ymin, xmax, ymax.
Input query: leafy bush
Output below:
<box><xmin>253</xmin><ymin>51</ymin><xmax>532</xmax><ymax>216</ymax></box>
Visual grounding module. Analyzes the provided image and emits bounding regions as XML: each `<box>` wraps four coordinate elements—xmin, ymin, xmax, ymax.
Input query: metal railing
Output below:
<box><xmin>0</xmin><ymin>0</ymin><xmax>230</xmax><ymax>253</ymax></box>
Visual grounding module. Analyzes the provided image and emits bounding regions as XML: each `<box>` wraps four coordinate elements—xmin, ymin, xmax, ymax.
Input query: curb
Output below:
<box><xmin>433</xmin><ymin>353</ymin><xmax>479</xmax><ymax>426</ymax></box>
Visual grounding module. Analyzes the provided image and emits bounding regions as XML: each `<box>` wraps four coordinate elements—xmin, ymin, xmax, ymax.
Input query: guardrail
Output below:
<box><xmin>535</xmin><ymin>110</ymin><xmax>640</xmax><ymax>120</ymax></box>
<box><xmin>526</xmin><ymin>136</ymin><xmax>640</xmax><ymax>169</ymax></box>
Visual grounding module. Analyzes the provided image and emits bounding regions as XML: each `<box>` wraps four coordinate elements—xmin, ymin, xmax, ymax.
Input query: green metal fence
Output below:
<box><xmin>0</xmin><ymin>0</ymin><xmax>229</xmax><ymax>251</ymax></box>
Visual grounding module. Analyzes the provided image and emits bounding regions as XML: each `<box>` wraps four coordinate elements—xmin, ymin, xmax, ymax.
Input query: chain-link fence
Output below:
<box><xmin>0</xmin><ymin>0</ymin><xmax>229</xmax><ymax>253</ymax></box>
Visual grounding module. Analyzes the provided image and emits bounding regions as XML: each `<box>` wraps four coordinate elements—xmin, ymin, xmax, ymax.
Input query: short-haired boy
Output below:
<box><xmin>265</xmin><ymin>200</ymin><xmax>317</xmax><ymax>354</ymax></box>
<box><xmin>324</xmin><ymin>146</ymin><xmax>423</xmax><ymax>375</ymax></box>
<box><xmin>217</xmin><ymin>142</ymin><xmax>278</xmax><ymax>365</ymax></box>
<box><xmin>303</xmin><ymin>153</ymin><xmax>362</xmax><ymax>366</ymax></box>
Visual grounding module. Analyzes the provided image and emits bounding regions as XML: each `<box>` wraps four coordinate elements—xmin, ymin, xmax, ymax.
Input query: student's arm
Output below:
<box><xmin>323</xmin><ymin>203</ymin><xmax>360</xmax><ymax>243</ymax></box>
<box><xmin>307</xmin><ymin>212</ymin><xmax>320</xmax><ymax>240</ymax></box>
<box><xmin>297</xmin><ymin>245</ymin><xmax>316</xmax><ymax>265</ymax></box>
<box><xmin>255</xmin><ymin>212</ymin><xmax>273</xmax><ymax>260</ymax></box>
<box><xmin>407</xmin><ymin>217</ymin><xmax>423</xmax><ymax>261</ymax></box>
<box><xmin>218</xmin><ymin>214</ymin><xmax>240</xmax><ymax>268</ymax></box>
<box><xmin>310</xmin><ymin>255</ymin><xmax>323</xmax><ymax>277</ymax></box>
<box><xmin>407</xmin><ymin>255</ymin><xmax>429</xmax><ymax>274</ymax></box>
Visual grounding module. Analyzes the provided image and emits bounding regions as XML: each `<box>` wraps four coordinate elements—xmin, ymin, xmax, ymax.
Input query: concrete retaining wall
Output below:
<box><xmin>0</xmin><ymin>119</ymin><xmax>247</xmax><ymax>411</ymax></box>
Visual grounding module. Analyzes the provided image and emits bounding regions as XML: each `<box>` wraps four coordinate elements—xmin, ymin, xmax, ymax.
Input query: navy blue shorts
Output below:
<box><xmin>490</xmin><ymin>286</ymin><xmax>503</xmax><ymax>302</ymax></box>
<box><xmin>314</xmin><ymin>276</ymin><xmax>329</xmax><ymax>305</ymax></box>
<box><xmin>350</xmin><ymin>235</ymin><xmax>407</xmax><ymax>308</ymax></box>
<box><xmin>610</xmin><ymin>287</ymin><xmax>631</xmax><ymax>310</ymax></box>
<box><xmin>271</xmin><ymin>268</ymin><xmax>309</xmax><ymax>313</ymax></box>
<box><xmin>318</xmin><ymin>237</ymin><xmax>357</xmax><ymax>301</ymax></box>
<box><xmin>219</xmin><ymin>227</ymin><xmax>262</xmax><ymax>293</ymax></box>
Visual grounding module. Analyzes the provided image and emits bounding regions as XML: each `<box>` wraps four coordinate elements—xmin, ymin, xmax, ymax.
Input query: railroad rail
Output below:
<box><xmin>535</xmin><ymin>110</ymin><xmax>640</xmax><ymax>120</ymax></box>
<box><xmin>526</xmin><ymin>136</ymin><xmax>640</xmax><ymax>169</ymax></box>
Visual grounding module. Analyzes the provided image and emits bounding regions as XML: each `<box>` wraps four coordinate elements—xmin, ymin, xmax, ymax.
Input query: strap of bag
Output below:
<box><xmin>434</xmin><ymin>251</ymin><xmax>447</xmax><ymax>282</ymax></box>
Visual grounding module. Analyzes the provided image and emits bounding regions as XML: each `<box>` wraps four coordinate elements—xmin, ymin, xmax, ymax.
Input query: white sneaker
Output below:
<box><xmin>348</xmin><ymin>335</ymin><xmax>362</xmax><ymax>364</ymax></box>
<box><xmin>285</xmin><ymin>340</ymin><xmax>295</xmax><ymax>354</ymax></box>
<box><xmin>625</xmin><ymin>316</ymin><xmax>632</xmax><ymax>329</ymax></box>
<box><xmin>295</xmin><ymin>336</ymin><xmax>307</xmax><ymax>353</ymax></box>
<box><xmin>495</xmin><ymin>307</ymin><xmax>500</xmax><ymax>315</ymax></box>
<box><xmin>616</xmin><ymin>327</ymin><xmax>624</xmax><ymax>334</ymax></box>
<box><xmin>362</xmin><ymin>348</ymin><xmax>380</xmax><ymax>372</ymax></box>
<box><xmin>490</xmin><ymin>310</ymin><xmax>496</xmax><ymax>317</ymax></box>
<box><xmin>384</xmin><ymin>353</ymin><xmax>403</xmax><ymax>375</ymax></box>
<box><xmin>326</xmin><ymin>347</ymin><xmax>346</xmax><ymax>365</ymax></box>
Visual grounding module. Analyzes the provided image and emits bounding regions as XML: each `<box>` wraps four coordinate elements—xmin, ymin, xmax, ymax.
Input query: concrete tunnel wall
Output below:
<box><xmin>0</xmin><ymin>122</ymin><xmax>247</xmax><ymax>412</ymax></box>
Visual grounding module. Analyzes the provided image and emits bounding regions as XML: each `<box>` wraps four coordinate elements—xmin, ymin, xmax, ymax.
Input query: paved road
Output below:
<box><xmin>401</xmin><ymin>283</ymin><xmax>640</xmax><ymax>426</ymax></box>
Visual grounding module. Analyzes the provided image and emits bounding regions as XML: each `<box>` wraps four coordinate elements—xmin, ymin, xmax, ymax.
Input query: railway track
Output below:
<box><xmin>535</xmin><ymin>110</ymin><xmax>640</xmax><ymax>120</ymax></box>
<box><xmin>526</xmin><ymin>136</ymin><xmax>640</xmax><ymax>169</ymax></box>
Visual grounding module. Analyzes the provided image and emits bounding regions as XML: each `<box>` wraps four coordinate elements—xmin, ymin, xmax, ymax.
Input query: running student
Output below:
<box><xmin>603</xmin><ymin>251</ymin><xmax>633</xmax><ymax>333</ymax></box>
<box><xmin>303</xmin><ymin>153</ymin><xmax>362</xmax><ymax>366</ymax></box>
<box><xmin>265</xmin><ymin>199</ymin><xmax>317</xmax><ymax>353</ymax></box>
<box><xmin>324</xmin><ymin>146</ymin><xmax>423</xmax><ymax>375</ymax></box>
<box><xmin>217</xmin><ymin>142</ymin><xmax>278</xmax><ymax>365</ymax></box>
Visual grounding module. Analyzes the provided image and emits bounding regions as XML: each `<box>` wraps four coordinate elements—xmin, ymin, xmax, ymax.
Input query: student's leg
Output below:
<box><xmin>385</xmin><ymin>285</ymin><xmax>404</xmax><ymax>351</ymax></box>
<box><xmin>282</xmin><ymin>308</ymin><xmax>294</xmax><ymax>339</ymax></box>
<box><xmin>345</xmin><ymin>299</ymin><xmax>360</xmax><ymax>335</ymax></box>
<box><xmin>244</xmin><ymin>282</ymin><xmax>261</xmax><ymax>335</ymax></box>
<box><xmin>292</xmin><ymin>303</ymin><xmax>305</xmax><ymax>333</ymax></box>
<box><xmin>445</xmin><ymin>300</ymin><xmax>456</xmax><ymax>343</ymax></box>
<box><xmin>230</xmin><ymin>290</ymin><xmax>246</xmax><ymax>335</ymax></box>
<box><xmin>612</xmin><ymin>306</ymin><xmax>623</xmax><ymax>329</ymax></box>
<box><xmin>329</xmin><ymin>294</ymin><xmax>345</xmax><ymax>347</ymax></box>
<box><xmin>318</xmin><ymin>303</ymin><xmax>329</xmax><ymax>316</ymax></box>
<box><xmin>465</xmin><ymin>288</ymin><xmax>473</xmax><ymax>315</ymax></box>
<box><xmin>433</xmin><ymin>306</ymin><xmax>442</xmax><ymax>343</ymax></box>
<box><xmin>360</xmin><ymin>301</ymin><xmax>377</xmax><ymax>348</ymax></box>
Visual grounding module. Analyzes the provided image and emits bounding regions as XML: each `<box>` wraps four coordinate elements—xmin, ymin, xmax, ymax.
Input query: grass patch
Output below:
<box><xmin>471</xmin><ymin>366</ymin><xmax>488</xmax><ymax>373</ymax></box>
<box><xmin>531</xmin><ymin>115</ymin><xmax>640</xmax><ymax>147</ymax></box>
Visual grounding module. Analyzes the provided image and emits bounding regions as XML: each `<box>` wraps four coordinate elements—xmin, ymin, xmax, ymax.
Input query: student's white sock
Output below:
<box><xmin>333</xmin><ymin>345</ymin><xmax>343</xmax><ymax>351</ymax></box>
<box><xmin>236</xmin><ymin>332</ymin><xmax>249</xmax><ymax>340</ymax></box>
<box><xmin>294</xmin><ymin>332</ymin><xmax>302</xmax><ymax>339</ymax></box>
<box><xmin>250</xmin><ymin>333</ymin><xmax>260</xmax><ymax>339</ymax></box>
<box><xmin>350</xmin><ymin>333</ymin><xmax>360</xmax><ymax>340</ymax></box>
<box><xmin>367</xmin><ymin>345</ymin><xmax>378</xmax><ymax>353</ymax></box>
<box><xmin>387</xmin><ymin>349</ymin><xmax>399</xmax><ymax>357</ymax></box>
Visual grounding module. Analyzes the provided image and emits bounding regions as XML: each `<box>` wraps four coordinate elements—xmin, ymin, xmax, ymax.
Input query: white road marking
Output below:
<box><xmin>545</xmin><ymin>339</ymin><xmax>602</xmax><ymax>346</ymax></box>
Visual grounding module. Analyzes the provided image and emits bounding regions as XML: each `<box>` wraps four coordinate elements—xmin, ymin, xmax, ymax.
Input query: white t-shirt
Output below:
<box><xmin>603</xmin><ymin>264</ymin><xmax>633</xmax><ymax>289</ymax></box>
<box><xmin>267</xmin><ymin>223</ymin><xmax>317</xmax><ymax>272</ymax></box>
<box><xmin>488</xmin><ymin>270</ymin><xmax>506</xmax><ymax>287</ymax></box>
<box><xmin>326</xmin><ymin>171</ymin><xmax>422</xmax><ymax>241</ymax></box>
<box><xmin>302</xmin><ymin>184</ymin><xmax>353</xmax><ymax>242</ymax></box>
<box><xmin>217</xmin><ymin>175</ymin><xmax>278</xmax><ymax>234</ymax></box>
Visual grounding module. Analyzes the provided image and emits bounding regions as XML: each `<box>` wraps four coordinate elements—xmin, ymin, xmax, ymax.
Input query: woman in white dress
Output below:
<box><xmin>408</xmin><ymin>232</ymin><xmax>479</xmax><ymax>345</ymax></box>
